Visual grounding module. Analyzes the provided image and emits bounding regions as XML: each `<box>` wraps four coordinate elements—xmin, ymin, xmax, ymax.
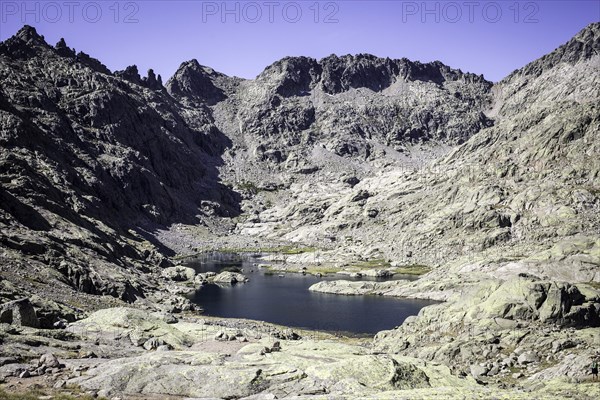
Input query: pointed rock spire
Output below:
<box><xmin>144</xmin><ymin>68</ymin><xmax>163</xmax><ymax>90</ymax></box>
<box><xmin>115</xmin><ymin>65</ymin><xmax>142</xmax><ymax>85</ymax></box>
<box><xmin>55</xmin><ymin>38</ymin><xmax>75</xmax><ymax>58</ymax></box>
<box><xmin>15</xmin><ymin>25</ymin><xmax>45</xmax><ymax>44</ymax></box>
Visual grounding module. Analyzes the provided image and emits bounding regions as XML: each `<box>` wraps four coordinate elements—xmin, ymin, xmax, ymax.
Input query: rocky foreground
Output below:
<box><xmin>1</xmin><ymin>306</ymin><xmax>599</xmax><ymax>400</ymax></box>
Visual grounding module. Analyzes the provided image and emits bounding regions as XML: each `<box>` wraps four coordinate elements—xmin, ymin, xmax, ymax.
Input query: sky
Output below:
<box><xmin>0</xmin><ymin>1</ymin><xmax>598</xmax><ymax>82</ymax></box>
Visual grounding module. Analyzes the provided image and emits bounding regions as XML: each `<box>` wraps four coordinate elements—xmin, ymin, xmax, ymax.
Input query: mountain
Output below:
<box><xmin>169</xmin><ymin>53</ymin><xmax>493</xmax><ymax>178</ymax></box>
<box><xmin>0</xmin><ymin>26</ymin><xmax>239</xmax><ymax>316</ymax></box>
<box><xmin>0</xmin><ymin>23</ymin><xmax>598</xmax><ymax>323</ymax></box>
<box><xmin>0</xmin><ymin>22</ymin><xmax>599</xmax><ymax>399</ymax></box>
<box><xmin>370</xmin><ymin>23</ymin><xmax>600</xmax><ymax>374</ymax></box>
<box><xmin>235</xmin><ymin>23</ymin><xmax>600</xmax><ymax>280</ymax></box>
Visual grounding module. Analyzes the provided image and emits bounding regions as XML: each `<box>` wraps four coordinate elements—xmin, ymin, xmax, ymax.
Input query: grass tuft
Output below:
<box><xmin>0</xmin><ymin>387</ymin><xmax>105</xmax><ymax>400</ymax></box>
<box><xmin>393</xmin><ymin>264</ymin><xmax>432</xmax><ymax>276</ymax></box>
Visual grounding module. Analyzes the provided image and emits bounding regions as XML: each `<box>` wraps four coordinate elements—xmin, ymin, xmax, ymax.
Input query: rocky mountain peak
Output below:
<box><xmin>255</xmin><ymin>53</ymin><xmax>492</xmax><ymax>97</ymax></box>
<box><xmin>15</xmin><ymin>25</ymin><xmax>46</xmax><ymax>45</ymax></box>
<box><xmin>257</xmin><ymin>56</ymin><xmax>321</xmax><ymax>97</ymax></box>
<box><xmin>55</xmin><ymin>37</ymin><xmax>76</xmax><ymax>58</ymax></box>
<box><xmin>318</xmin><ymin>53</ymin><xmax>403</xmax><ymax>93</ymax></box>
<box><xmin>506</xmin><ymin>22</ymin><xmax>600</xmax><ymax>80</ymax></box>
<box><xmin>145</xmin><ymin>68</ymin><xmax>163</xmax><ymax>90</ymax></box>
<box><xmin>115</xmin><ymin>64</ymin><xmax>143</xmax><ymax>84</ymax></box>
<box><xmin>574</xmin><ymin>21</ymin><xmax>600</xmax><ymax>45</ymax></box>
<box><xmin>0</xmin><ymin>25</ymin><xmax>50</xmax><ymax>57</ymax></box>
<box><xmin>165</xmin><ymin>59</ymin><xmax>226</xmax><ymax>103</ymax></box>
<box><xmin>112</xmin><ymin>65</ymin><xmax>162</xmax><ymax>90</ymax></box>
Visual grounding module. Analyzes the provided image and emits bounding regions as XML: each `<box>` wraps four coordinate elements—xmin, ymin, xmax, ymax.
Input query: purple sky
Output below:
<box><xmin>0</xmin><ymin>1</ymin><xmax>598</xmax><ymax>82</ymax></box>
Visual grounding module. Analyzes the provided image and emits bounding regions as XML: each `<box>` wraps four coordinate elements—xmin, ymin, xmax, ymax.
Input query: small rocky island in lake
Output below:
<box><xmin>0</xmin><ymin>21</ymin><xmax>599</xmax><ymax>399</ymax></box>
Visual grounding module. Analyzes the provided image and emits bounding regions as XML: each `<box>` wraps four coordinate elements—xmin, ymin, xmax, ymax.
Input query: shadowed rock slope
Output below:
<box><xmin>0</xmin><ymin>26</ymin><xmax>239</xmax><ymax>316</ymax></box>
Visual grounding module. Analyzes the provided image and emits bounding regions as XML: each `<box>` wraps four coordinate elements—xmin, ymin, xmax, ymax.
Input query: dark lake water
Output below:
<box><xmin>186</xmin><ymin>252</ymin><xmax>437</xmax><ymax>336</ymax></box>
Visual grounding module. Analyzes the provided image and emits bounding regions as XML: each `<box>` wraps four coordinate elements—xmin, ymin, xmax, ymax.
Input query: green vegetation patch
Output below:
<box><xmin>215</xmin><ymin>246</ymin><xmax>317</xmax><ymax>255</ymax></box>
<box><xmin>583</xmin><ymin>281</ymin><xmax>600</xmax><ymax>290</ymax></box>
<box><xmin>392</xmin><ymin>264</ymin><xmax>432</xmax><ymax>276</ymax></box>
<box><xmin>349</xmin><ymin>258</ymin><xmax>391</xmax><ymax>269</ymax></box>
<box><xmin>237</xmin><ymin>181</ymin><xmax>259</xmax><ymax>194</ymax></box>
<box><xmin>0</xmin><ymin>387</ymin><xmax>104</xmax><ymax>400</ymax></box>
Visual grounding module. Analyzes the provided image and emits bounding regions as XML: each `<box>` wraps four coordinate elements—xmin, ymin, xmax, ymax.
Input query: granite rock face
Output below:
<box><xmin>212</xmin><ymin>271</ymin><xmax>249</xmax><ymax>284</ymax></box>
<box><xmin>0</xmin><ymin>298</ymin><xmax>39</xmax><ymax>327</ymax></box>
<box><xmin>373</xmin><ymin>277</ymin><xmax>600</xmax><ymax>380</ymax></box>
<box><xmin>66</xmin><ymin>308</ymin><xmax>470</xmax><ymax>399</ymax></box>
<box><xmin>0</xmin><ymin>26</ymin><xmax>239</xmax><ymax>308</ymax></box>
<box><xmin>234</xmin><ymin>23</ymin><xmax>600</xmax><ymax>279</ymax></box>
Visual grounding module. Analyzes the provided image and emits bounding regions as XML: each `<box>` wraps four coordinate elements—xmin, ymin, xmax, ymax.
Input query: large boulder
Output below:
<box><xmin>213</xmin><ymin>272</ymin><xmax>248</xmax><ymax>284</ymax></box>
<box><xmin>161</xmin><ymin>266</ymin><xmax>196</xmax><ymax>282</ymax></box>
<box><xmin>0</xmin><ymin>298</ymin><xmax>39</xmax><ymax>327</ymax></box>
<box><xmin>38</xmin><ymin>353</ymin><xmax>61</xmax><ymax>368</ymax></box>
<box><xmin>69</xmin><ymin>352</ymin><xmax>258</xmax><ymax>399</ymax></box>
<box><xmin>517</xmin><ymin>351</ymin><xmax>540</xmax><ymax>365</ymax></box>
<box><xmin>472</xmin><ymin>279</ymin><xmax>600</xmax><ymax>327</ymax></box>
<box><xmin>70</xmin><ymin>307</ymin><xmax>194</xmax><ymax>349</ymax></box>
<box><xmin>374</xmin><ymin>277</ymin><xmax>600</xmax><ymax>367</ymax></box>
<box><xmin>470</xmin><ymin>364</ymin><xmax>489</xmax><ymax>378</ymax></box>
<box><xmin>306</xmin><ymin>354</ymin><xmax>430</xmax><ymax>391</ymax></box>
<box><xmin>309</xmin><ymin>280</ymin><xmax>403</xmax><ymax>296</ymax></box>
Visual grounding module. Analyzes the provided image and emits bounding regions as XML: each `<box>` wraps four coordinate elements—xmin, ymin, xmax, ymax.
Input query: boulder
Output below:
<box><xmin>470</xmin><ymin>364</ymin><xmax>488</xmax><ymax>378</ymax></box>
<box><xmin>552</xmin><ymin>339</ymin><xmax>577</xmax><ymax>353</ymax></box>
<box><xmin>194</xmin><ymin>272</ymin><xmax>216</xmax><ymax>285</ymax></box>
<box><xmin>501</xmin><ymin>357</ymin><xmax>514</xmax><ymax>367</ymax></box>
<box><xmin>309</xmin><ymin>280</ymin><xmax>403</xmax><ymax>295</ymax></box>
<box><xmin>71</xmin><ymin>307</ymin><xmax>194</xmax><ymax>349</ymax></box>
<box><xmin>213</xmin><ymin>271</ymin><xmax>248</xmax><ymax>284</ymax></box>
<box><xmin>343</xmin><ymin>176</ymin><xmax>360</xmax><ymax>187</ymax></box>
<box><xmin>517</xmin><ymin>351</ymin><xmax>540</xmax><ymax>365</ymax></box>
<box><xmin>306</xmin><ymin>354</ymin><xmax>430</xmax><ymax>391</ymax></box>
<box><xmin>129</xmin><ymin>330</ymin><xmax>148</xmax><ymax>347</ymax></box>
<box><xmin>161</xmin><ymin>266</ymin><xmax>196</xmax><ymax>282</ymax></box>
<box><xmin>360</xmin><ymin>269</ymin><xmax>393</xmax><ymax>277</ymax></box>
<box><xmin>350</xmin><ymin>189</ymin><xmax>371</xmax><ymax>202</ymax></box>
<box><xmin>38</xmin><ymin>353</ymin><xmax>60</xmax><ymax>369</ymax></box>
<box><xmin>151</xmin><ymin>294</ymin><xmax>196</xmax><ymax>313</ymax></box>
<box><xmin>538</xmin><ymin>282</ymin><xmax>584</xmax><ymax>323</ymax></box>
<box><xmin>471</xmin><ymin>279</ymin><xmax>599</xmax><ymax>327</ymax></box>
<box><xmin>143</xmin><ymin>337</ymin><xmax>165</xmax><ymax>350</ymax></box>
<box><xmin>68</xmin><ymin>352</ymin><xmax>264</xmax><ymax>399</ymax></box>
<box><xmin>0</xmin><ymin>298</ymin><xmax>39</xmax><ymax>327</ymax></box>
<box><xmin>487</xmin><ymin>364</ymin><xmax>501</xmax><ymax>376</ymax></box>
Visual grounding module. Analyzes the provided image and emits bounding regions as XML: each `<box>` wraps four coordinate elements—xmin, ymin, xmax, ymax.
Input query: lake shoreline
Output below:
<box><xmin>184</xmin><ymin>252</ymin><xmax>437</xmax><ymax>335</ymax></box>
